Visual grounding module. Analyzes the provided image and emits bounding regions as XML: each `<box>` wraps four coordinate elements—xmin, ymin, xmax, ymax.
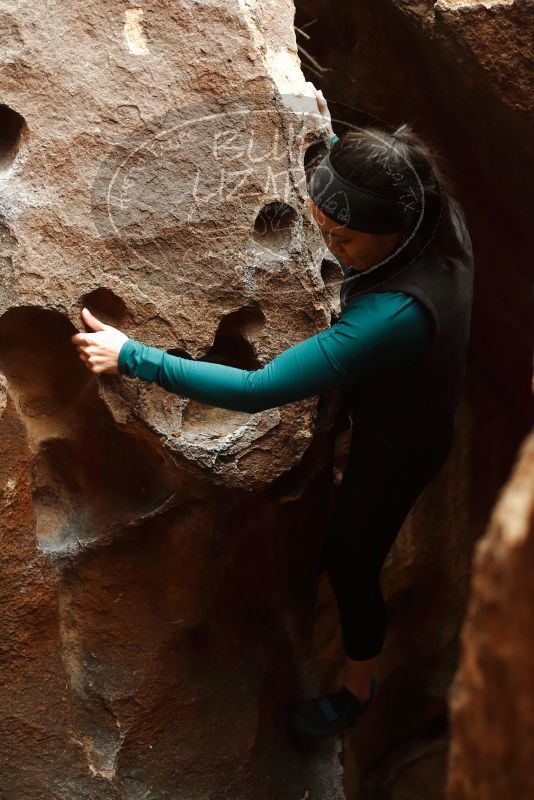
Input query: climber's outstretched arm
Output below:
<box><xmin>117</xmin><ymin>292</ymin><xmax>431</xmax><ymax>413</ymax></box>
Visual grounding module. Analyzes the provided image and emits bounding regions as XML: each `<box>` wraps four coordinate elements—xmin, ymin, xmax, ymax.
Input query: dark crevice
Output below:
<box><xmin>0</xmin><ymin>104</ymin><xmax>26</xmax><ymax>171</ymax></box>
<box><xmin>79</xmin><ymin>288</ymin><xmax>127</xmax><ymax>327</ymax></box>
<box><xmin>304</xmin><ymin>140</ymin><xmax>328</xmax><ymax>189</ymax></box>
<box><xmin>321</xmin><ymin>257</ymin><xmax>344</xmax><ymax>309</ymax></box>
<box><xmin>167</xmin><ymin>347</ymin><xmax>192</xmax><ymax>359</ymax></box>
<box><xmin>253</xmin><ymin>202</ymin><xmax>298</xmax><ymax>255</ymax></box>
<box><xmin>180</xmin><ymin>306</ymin><xmax>266</xmax><ymax>432</ymax></box>
<box><xmin>321</xmin><ymin>257</ymin><xmax>343</xmax><ymax>288</ymax></box>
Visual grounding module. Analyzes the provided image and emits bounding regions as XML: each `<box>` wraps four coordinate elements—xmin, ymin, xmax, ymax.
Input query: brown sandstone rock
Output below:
<box><xmin>0</xmin><ymin>1</ymin><xmax>345</xmax><ymax>797</ymax></box>
<box><xmin>446</xmin><ymin>429</ymin><xmax>534</xmax><ymax>800</ymax></box>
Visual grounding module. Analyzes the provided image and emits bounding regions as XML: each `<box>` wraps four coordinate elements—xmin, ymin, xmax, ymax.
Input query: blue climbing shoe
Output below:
<box><xmin>290</xmin><ymin>676</ymin><xmax>379</xmax><ymax>738</ymax></box>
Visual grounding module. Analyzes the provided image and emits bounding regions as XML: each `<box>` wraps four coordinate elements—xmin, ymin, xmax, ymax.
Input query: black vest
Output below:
<box><xmin>335</xmin><ymin>198</ymin><xmax>474</xmax><ymax>452</ymax></box>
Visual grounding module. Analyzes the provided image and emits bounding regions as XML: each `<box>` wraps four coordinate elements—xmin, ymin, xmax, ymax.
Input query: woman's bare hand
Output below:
<box><xmin>306</xmin><ymin>80</ymin><xmax>333</xmax><ymax>135</ymax></box>
<box><xmin>71</xmin><ymin>308</ymin><xmax>129</xmax><ymax>374</ymax></box>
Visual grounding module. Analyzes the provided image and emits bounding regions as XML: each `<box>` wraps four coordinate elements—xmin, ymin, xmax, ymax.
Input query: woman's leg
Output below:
<box><xmin>320</xmin><ymin>432</ymin><xmax>453</xmax><ymax>692</ymax></box>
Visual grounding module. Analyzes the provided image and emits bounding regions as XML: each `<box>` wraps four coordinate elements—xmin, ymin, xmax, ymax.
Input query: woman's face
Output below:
<box><xmin>306</xmin><ymin>196</ymin><xmax>403</xmax><ymax>271</ymax></box>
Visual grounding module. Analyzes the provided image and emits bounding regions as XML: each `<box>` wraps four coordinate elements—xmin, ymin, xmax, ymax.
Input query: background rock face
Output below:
<box><xmin>293</xmin><ymin>0</ymin><xmax>533</xmax><ymax>797</ymax></box>
<box><xmin>447</xmin><ymin>430</ymin><xmax>534</xmax><ymax>800</ymax></box>
<box><xmin>0</xmin><ymin>1</ymin><xmax>346</xmax><ymax>797</ymax></box>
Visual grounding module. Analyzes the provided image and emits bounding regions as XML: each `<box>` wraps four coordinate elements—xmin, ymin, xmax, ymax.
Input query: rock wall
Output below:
<box><xmin>447</xmin><ymin>428</ymin><xmax>534</xmax><ymax>800</ymax></box>
<box><xmin>0</xmin><ymin>1</ymin><xmax>345</xmax><ymax>797</ymax></box>
<box><xmin>294</xmin><ymin>0</ymin><xmax>533</xmax><ymax>797</ymax></box>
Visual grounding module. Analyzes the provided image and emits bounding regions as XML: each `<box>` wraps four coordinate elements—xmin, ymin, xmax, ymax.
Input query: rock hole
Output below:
<box><xmin>167</xmin><ymin>347</ymin><xmax>192</xmax><ymax>359</ymax></box>
<box><xmin>253</xmin><ymin>201</ymin><xmax>298</xmax><ymax>256</ymax></box>
<box><xmin>0</xmin><ymin>104</ymin><xmax>26</xmax><ymax>171</ymax></box>
<box><xmin>79</xmin><ymin>288</ymin><xmax>127</xmax><ymax>326</ymax></box>
<box><xmin>0</xmin><ymin>306</ymin><xmax>176</xmax><ymax>552</ymax></box>
<box><xmin>201</xmin><ymin>307</ymin><xmax>263</xmax><ymax>371</ymax></box>
<box><xmin>321</xmin><ymin>257</ymin><xmax>344</xmax><ymax>307</ymax></box>
<box><xmin>304</xmin><ymin>140</ymin><xmax>328</xmax><ymax>189</ymax></box>
<box><xmin>321</xmin><ymin>257</ymin><xmax>343</xmax><ymax>288</ymax></box>
<box><xmin>181</xmin><ymin>306</ymin><xmax>265</xmax><ymax>434</ymax></box>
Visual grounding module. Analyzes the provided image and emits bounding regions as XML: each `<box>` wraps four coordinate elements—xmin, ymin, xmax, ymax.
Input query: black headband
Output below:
<box><xmin>308</xmin><ymin>151</ymin><xmax>418</xmax><ymax>234</ymax></box>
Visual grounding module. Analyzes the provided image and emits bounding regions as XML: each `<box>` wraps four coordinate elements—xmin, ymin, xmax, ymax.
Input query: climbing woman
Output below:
<box><xmin>71</xmin><ymin>86</ymin><xmax>474</xmax><ymax>738</ymax></box>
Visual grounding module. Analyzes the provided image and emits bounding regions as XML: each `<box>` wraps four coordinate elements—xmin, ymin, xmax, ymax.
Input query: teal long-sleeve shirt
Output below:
<box><xmin>117</xmin><ymin>132</ymin><xmax>433</xmax><ymax>412</ymax></box>
<box><xmin>118</xmin><ymin>292</ymin><xmax>432</xmax><ymax>413</ymax></box>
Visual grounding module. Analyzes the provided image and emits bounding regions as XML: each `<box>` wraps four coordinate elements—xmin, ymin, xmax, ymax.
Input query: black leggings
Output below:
<box><xmin>319</xmin><ymin>428</ymin><xmax>453</xmax><ymax>660</ymax></box>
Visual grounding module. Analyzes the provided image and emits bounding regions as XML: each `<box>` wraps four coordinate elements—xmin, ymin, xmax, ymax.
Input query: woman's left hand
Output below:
<box><xmin>306</xmin><ymin>80</ymin><xmax>333</xmax><ymax>135</ymax></box>
<box><xmin>71</xmin><ymin>308</ymin><xmax>129</xmax><ymax>374</ymax></box>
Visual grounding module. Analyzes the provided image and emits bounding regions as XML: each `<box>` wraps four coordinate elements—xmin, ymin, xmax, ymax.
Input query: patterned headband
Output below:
<box><xmin>308</xmin><ymin>151</ymin><xmax>418</xmax><ymax>234</ymax></box>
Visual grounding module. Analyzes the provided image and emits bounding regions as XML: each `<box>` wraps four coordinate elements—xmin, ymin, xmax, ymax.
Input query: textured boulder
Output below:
<box><xmin>0</xmin><ymin>1</ymin><xmax>346</xmax><ymax>797</ymax></box>
<box><xmin>447</xmin><ymin>429</ymin><xmax>534</xmax><ymax>800</ymax></box>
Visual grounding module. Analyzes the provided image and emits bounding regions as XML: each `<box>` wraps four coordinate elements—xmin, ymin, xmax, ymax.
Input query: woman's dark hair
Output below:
<box><xmin>329</xmin><ymin>123</ymin><xmax>473</xmax><ymax>270</ymax></box>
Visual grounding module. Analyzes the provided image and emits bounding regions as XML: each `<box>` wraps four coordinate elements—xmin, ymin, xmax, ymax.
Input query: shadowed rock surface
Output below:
<box><xmin>447</xmin><ymin>429</ymin><xmax>534</xmax><ymax>800</ymax></box>
<box><xmin>294</xmin><ymin>0</ymin><xmax>533</xmax><ymax>797</ymax></box>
